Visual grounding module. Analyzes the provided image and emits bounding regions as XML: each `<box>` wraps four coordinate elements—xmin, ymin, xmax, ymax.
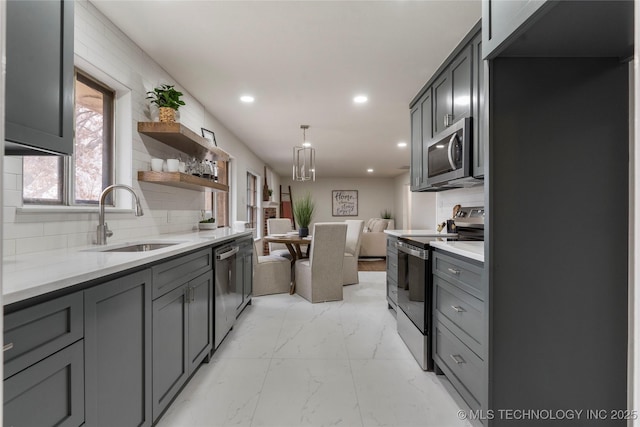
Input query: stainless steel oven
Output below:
<box><xmin>396</xmin><ymin>237</ymin><xmax>434</xmax><ymax>371</ymax></box>
<box><xmin>395</xmin><ymin>206</ymin><xmax>484</xmax><ymax>371</ymax></box>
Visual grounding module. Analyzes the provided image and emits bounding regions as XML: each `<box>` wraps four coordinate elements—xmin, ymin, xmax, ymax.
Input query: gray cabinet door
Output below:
<box><xmin>432</xmin><ymin>72</ymin><xmax>452</xmax><ymax>136</ymax></box>
<box><xmin>482</xmin><ymin>0</ymin><xmax>549</xmax><ymax>58</ymax></box>
<box><xmin>5</xmin><ymin>0</ymin><xmax>74</xmax><ymax>155</ymax></box>
<box><xmin>4</xmin><ymin>340</ymin><xmax>84</xmax><ymax>427</ymax></box>
<box><xmin>152</xmin><ymin>284</ymin><xmax>188</xmax><ymax>421</ymax></box>
<box><xmin>450</xmin><ymin>46</ymin><xmax>472</xmax><ymax>124</ymax></box>
<box><xmin>419</xmin><ymin>90</ymin><xmax>433</xmax><ymax>187</ymax></box>
<box><xmin>433</xmin><ymin>46</ymin><xmax>472</xmax><ymax>137</ymax></box>
<box><xmin>84</xmin><ymin>269</ymin><xmax>152</xmax><ymax>427</ymax></box>
<box><xmin>472</xmin><ymin>33</ymin><xmax>485</xmax><ymax>178</ymax></box>
<box><xmin>187</xmin><ymin>271</ymin><xmax>213</xmax><ymax>374</ymax></box>
<box><xmin>410</xmin><ymin>103</ymin><xmax>422</xmax><ymax>191</ymax></box>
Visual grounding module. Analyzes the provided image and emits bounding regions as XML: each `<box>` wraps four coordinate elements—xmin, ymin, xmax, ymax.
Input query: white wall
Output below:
<box><xmin>435</xmin><ymin>186</ymin><xmax>484</xmax><ymax>224</ymax></box>
<box><xmin>280</xmin><ymin>177</ymin><xmax>395</xmax><ymax>229</ymax></box>
<box><xmin>2</xmin><ymin>0</ymin><xmax>273</xmax><ymax>256</ymax></box>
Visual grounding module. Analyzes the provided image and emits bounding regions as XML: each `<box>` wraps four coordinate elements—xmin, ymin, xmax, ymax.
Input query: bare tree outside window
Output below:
<box><xmin>23</xmin><ymin>70</ymin><xmax>114</xmax><ymax>205</ymax></box>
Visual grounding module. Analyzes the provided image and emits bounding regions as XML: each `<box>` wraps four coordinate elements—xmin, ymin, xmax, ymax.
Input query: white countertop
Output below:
<box><xmin>384</xmin><ymin>229</ymin><xmax>458</xmax><ymax>238</ymax></box>
<box><xmin>429</xmin><ymin>241</ymin><xmax>484</xmax><ymax>263</ymax></box>
<box><xmin>3</xmin><ymin>228</ymin><xmax>252</xmax><ymax>306</ymax></box>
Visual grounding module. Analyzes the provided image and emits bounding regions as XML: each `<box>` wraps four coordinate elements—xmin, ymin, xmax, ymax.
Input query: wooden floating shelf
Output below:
<box><xmin>137</xmin><ymin>171</ymin><xmax>229</xmax><ymax>193</ymax></box>
<box><xmin>137</xmin><ymin>122</ymin><xmax>230</xmax><ymax>162</ymax></box>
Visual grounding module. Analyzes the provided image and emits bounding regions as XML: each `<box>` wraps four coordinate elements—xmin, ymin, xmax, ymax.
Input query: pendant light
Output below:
<box><xmin>293</xmin><ymin>125</ymin><xmax>316</xmax><ymax>181</ymax></box>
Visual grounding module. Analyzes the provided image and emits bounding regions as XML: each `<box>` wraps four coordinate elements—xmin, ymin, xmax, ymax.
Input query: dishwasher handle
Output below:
<box><xmin>216</xmin><ymin>246</ymin><xmax>239</xmax><ymax>260</ymax></box>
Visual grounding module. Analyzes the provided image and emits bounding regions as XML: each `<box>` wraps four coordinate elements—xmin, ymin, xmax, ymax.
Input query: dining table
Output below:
<box><xmin>263</xmin><ymin>234</ymin><xmax>312</xmax><ymax>294</ymax></box>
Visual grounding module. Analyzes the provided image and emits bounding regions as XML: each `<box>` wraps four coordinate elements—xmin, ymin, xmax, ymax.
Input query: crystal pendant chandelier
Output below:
<box><xmin>293</xmin><ymin>125</ymin><xmax>316</xmax><ymax>181</ymax></box>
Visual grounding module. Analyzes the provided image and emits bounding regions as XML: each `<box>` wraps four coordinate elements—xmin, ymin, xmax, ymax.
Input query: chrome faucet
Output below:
<box><xmin>97</xmin><ymin>184</ymin><xmax>144</xmax><ymax>245</ymax></box>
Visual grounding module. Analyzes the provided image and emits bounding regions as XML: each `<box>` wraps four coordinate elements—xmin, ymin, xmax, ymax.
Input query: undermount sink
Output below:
<box><xmin>87</xmin><ymin>241</ymin><xmax>185</xmax><ymax>253</ymax></box>
<box><xmin>102</xmin><ymin>243</ymin><xmax>178</xmax><ymax>252</ymax></box>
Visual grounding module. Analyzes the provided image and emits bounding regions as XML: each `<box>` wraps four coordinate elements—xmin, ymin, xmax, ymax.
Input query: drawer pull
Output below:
<box><xmin>447</xmin><ymin>268</ymin><xmax>461</xmax><ymax>275</ymax></box>
<box><xmin>450</xmin><ymin>354</ymin><xmax>465</xmax><ymax>365</ymax></box>
<box><xmin>450</xmin><ymin>305</ymin><xmax>465</xmax><ymax>313</ymax></box>
<box><xmin>3</xmin><ymin>343</ymin><xmax>14</xmax><ymax>352</ymax></box>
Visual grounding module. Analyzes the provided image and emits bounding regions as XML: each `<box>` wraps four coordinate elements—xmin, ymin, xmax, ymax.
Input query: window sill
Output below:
<box><xmin>17</xmin><ymin>206</ymin><xmax>136</xmax><ymax>215</ymax></box>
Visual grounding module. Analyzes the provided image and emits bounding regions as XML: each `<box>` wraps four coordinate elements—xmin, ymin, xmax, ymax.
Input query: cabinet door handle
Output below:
<box><xmin>185</xmin><ymin>287</ymin><xmax>193</xmax><ymax>303</ymax></box>
<box><xmin>190</xmin><ymin>287</ymin><xmax>195</xmax><ymax>303</ymax></box>
<box><xmin>450</xmin><ymin>354</ymin><xmax>465</xmax><ymax>365</ymax></box>
<box><xmin>447</xmin><ymin>268</ymin><xmax>461</xmax><ymax>275</ymax></box>
<box><xmin>451</xmin><ymin>305</ymin><xmax>465</xmax><ymax>313</ymax></box>
<box><xmin>3</xmin><ymin>343</ymin><xmax>14</xmax><ymax>352</ymax></box>
<box><xmin>444</xmin><ymin>114</ymin><xmax>454</xmax><ymax>127</ymax></box>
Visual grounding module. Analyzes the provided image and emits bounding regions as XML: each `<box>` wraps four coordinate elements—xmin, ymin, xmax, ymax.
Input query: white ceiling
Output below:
<box><xmin>91</xmin><ymin>0</ymin><xmax>481</xmax><ymax>179</ymax></box>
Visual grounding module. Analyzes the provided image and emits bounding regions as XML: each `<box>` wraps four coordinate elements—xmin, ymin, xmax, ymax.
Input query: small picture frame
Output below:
<box><xmin>201</xmin><ymin>128</ymin><xmax>217</xmax><ymax>147</ymax></box>
<box><xmin>332</xmin><ymin>190</ymin><xmax>358</xmax><ymax>216</ymax></box>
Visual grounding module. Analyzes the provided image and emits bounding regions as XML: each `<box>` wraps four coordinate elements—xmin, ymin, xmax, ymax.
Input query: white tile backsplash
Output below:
<box><xmin>436</xmin><ymin>186</ymin><xmax>484</xmax><ymax>224</ymax></box>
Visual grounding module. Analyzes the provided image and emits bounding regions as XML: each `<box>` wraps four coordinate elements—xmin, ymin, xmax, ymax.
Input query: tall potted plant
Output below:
<box><xmin>146</xmin><ymin>84</ymin><xmax>186</xmax><ymax>123</ymax></box>
<box><xmin>293</xmin><ymin>192</ymin><xmax>315</xmax><ymax>238</ymax></box>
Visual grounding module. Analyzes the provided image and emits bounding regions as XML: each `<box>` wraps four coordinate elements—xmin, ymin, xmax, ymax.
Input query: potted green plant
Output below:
<box><xmin>293</xmin><ymin>192</ymin><xmax>315</xmax><ymax>238</ymax></box>
<box><xmin>381</xmin><ymin>209</ymin><xmax>392</xmax><ymax>219</ymax></box>
<box><xmin>146</xmin><ymin>84</ymin><xmax>186</xmax><ymax>123</ymax></box>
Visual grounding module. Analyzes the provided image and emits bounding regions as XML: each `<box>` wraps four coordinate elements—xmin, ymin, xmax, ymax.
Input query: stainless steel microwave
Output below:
<box><xmin>426</xmin><ymin>117</ymin><xmax>474</xmax><ymax>187</ymax></box>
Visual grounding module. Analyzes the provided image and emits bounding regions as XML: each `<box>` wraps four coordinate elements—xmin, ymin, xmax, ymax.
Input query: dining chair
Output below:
<box><xmin>295</xmin><ymin>223</ymin><xmax>347</xmax><ymax>303</ymax></box>
<box><xmin>267</xmin><ymin>218</ymin><xmax>293</xmax><ymax>259</ymax></box>
<box><xmin>252</xmin><ymin>239</ymin><xmax>292</xmax><ymax>296</ymax></box>
<box><xmin>342</xmin><ymin>220</ymin><xmax>365</xmax><ymax>285</ymax></box>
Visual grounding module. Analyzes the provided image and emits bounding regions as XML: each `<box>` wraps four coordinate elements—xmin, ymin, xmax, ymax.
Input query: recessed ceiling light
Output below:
<box><xmin>397</xmin><ymin>141</ymin><xmax>407</xmax><ymax>148</ymax></box>
<box><xmin>353</xmin><ymin>95</ymin><xmax>368</xmax><ymax>104</ymax></box>
<box><xmin>367</xmin><ymin>168</ymin><xmax>374</xmax><ymax>173</ymax></box>
<box><xmin>240</xmin><ymin>95</ymin><xmax>254</xmax><ymax>103</ymax></box>
<box><xmin>302</xmin><ymin>142</ymin><xmax>312</xmax><ymax>147</ymax></box>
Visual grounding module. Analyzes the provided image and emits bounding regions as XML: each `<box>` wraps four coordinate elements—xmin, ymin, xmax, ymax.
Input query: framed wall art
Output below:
<box><xmin>201</xmin><ymin>128</ymin><xmax>217</xmax><ymax>147</ymax></box>
<box><xmin>332</xmin><ymin>190</ymin><xmax>358</xmax><ymax>216</ymax></box>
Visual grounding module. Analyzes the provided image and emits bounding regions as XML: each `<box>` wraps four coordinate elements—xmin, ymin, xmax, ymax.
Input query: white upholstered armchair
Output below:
<box><xmin>342</xmin><ymin>220</ymin><xmax>364</xmax><ymax>285</ymax></box>
<box><xmin>295</xmin><ymin>223</ymin><xmax>347</xmax><ymax>303</ymax></box>
<box><xmin>266</xmin><ymin>218</ymin><xmax>293</xmax><ymax>258</ymax></box>
<box><xmin>252</xmin><ymin>239</ymin><xmax>292</xmax><ymax>296</ymax></box>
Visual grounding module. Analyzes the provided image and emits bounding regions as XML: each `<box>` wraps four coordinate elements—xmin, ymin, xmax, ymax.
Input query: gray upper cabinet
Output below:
<box><xmin>471</xmin><ymin>33</ymin><xmax>484</xmax><ymax>178</ymax></box>
<box><xmin>410</xmin><ymin>89</ymin><xmax>433</xmax><ymax>191</ymax></box>
<box><xmin>5</xmin><ymin>0</ymin><xmax>74</xmax><ymax>155</ymax></box>
<box><xmin>433</xmin><ymin>46</ymin><xmax>472</xmax><ymax>136</ymax></box>
<box><xmin>84</xmin><ymin>269</ymin><xmax>153</xmax><ymax>427</ymax></box>
<box><xmin>409</xmin><ymin>22</ymin><xmax>481</xmax><ymax>192</ymax></box>
<box><xmin>482</xmin><ymin>0</ymin><xmax>549</xmax><ymax>59</ymax></box>
<box><xmin>410</xmin><ymin>103</ymin><xmax>422</xmax><ymax>190</ymax></box>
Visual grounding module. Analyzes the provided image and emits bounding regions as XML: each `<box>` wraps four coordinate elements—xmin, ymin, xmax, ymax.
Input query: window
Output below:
<box><xmin>23</xmin><ymin>70</ymin><xmax>115</xmax><ymax>205</ymax></box>
<box><xmin>205</xmin><ymin>159</ymin><xmax>230</xmax><ymax>227</ymax></box>
<box><xmin>246</xmin><ymin>172</ymin><xmax>258</xmax><ymax>229</ymax></box>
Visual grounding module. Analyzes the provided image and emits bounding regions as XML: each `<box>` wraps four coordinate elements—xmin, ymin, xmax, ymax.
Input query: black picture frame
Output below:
<box><xmin>201</xmin><ymin>128</ymin><xmax>217</xmax><ymax>147</ymax></box>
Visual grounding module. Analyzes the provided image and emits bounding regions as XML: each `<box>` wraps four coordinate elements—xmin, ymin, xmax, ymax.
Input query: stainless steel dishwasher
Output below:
<box><xmin>214</xmin><ymin>243</ymin><xmax>240</xmax><ymax>349</ymax></box>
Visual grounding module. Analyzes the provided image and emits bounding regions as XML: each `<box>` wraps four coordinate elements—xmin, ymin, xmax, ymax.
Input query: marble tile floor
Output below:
<box><xmin>156</xmin><ymin>271</ymin><xmax>473</xmax><ymax>427</ymax></box>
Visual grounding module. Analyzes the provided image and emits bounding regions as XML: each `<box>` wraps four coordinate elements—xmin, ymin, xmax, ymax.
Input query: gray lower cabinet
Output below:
<box><xmin>3</xmin><ymin>292</ymin><xmax>85</xmax><ymax>427</ymax></box>
<box><xmin>432</xmin><ymin>250</ymin><xmax>486</xmax><ymax>414</ymax></box>
<box><xmin>386</xmin><ymin>235</ymin><xmax>398</xmax><ymax>311</ymax></box>
<box><xmin>5</xmin><ymin>0</ymin><xmax>74</xmax><ymax>155</ymax></box>
<box><xmin>4</xmin><ymin>340</ymin><xmax>84</xmax><ymax>427</ymax></box>
<box><xmin>236</xmin><ymin>236</ymin><xmax>254</xmax><ymax>315</ymax></box>
<box><xmin>152</xmin><ymin>269</ymin><xmax>213</xmax><ymax>421</ymax></box>
<box><xmin>84</xmin><ymin>268</ymin><xmax>152</xmax><ymax>427</ymax></box>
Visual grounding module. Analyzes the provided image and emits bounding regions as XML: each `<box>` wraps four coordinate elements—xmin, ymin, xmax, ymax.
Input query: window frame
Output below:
<box><xmin>22</xmin><ymin>69</ymin><xmax>116</xmax><ymax>206</ymax></box>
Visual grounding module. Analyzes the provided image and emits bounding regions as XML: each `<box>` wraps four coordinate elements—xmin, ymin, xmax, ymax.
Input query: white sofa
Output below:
<box><xmin>359</xmin><ymin>218</ymin><xmax>395</xmax><ymax>258</ymax></box>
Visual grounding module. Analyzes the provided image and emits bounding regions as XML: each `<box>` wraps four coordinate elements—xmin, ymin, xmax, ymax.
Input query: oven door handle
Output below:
<box><xmin>396</xmin><ymin>242</ymin><xmax>428</xmax><ymax>259</ymax></box>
